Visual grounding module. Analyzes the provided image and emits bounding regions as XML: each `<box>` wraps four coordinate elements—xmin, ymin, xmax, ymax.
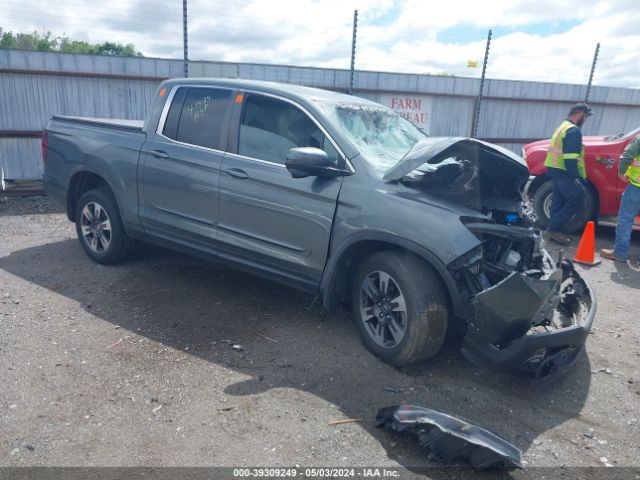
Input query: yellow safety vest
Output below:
<box><xmin>625</xmin><ymin>155</ymin><xmax>640</xmax><ymax>187</ymax></box>
<box><xmin>544</xmin><ymin>120</ymin><xmax>587</xmax><ymax>179</ymax></box>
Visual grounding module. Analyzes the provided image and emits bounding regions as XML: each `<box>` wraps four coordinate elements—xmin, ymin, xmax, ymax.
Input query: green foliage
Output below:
<box><xmin>0</xmin><ymin>28</ymin><xmax>18</xmax><ymax>49</ymax></box>
<box><xmin>0</xmin><ymin>27</ymin><xmax>143</xmax><ymax>56</ymax></box>
<box><xmin>59</xmin><ymin>38</ymin><xmax>96</xmax><ymax>54</ymax></box>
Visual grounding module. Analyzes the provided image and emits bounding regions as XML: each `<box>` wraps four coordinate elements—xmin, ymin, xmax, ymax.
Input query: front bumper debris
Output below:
<box><xmin>461</xmin><ymin>259</ymin><xmax>596</xmax><ymax>379</ymax></box>
<box><xmin>375</xmin><ymin>404</ymin><xmax>523</xmax><ymax>470</ymax></box>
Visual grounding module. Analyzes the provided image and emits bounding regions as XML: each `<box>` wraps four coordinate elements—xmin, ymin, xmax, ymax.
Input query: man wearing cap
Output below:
<box><xmin>600</xmin><ymin>135</ymin><xmax>640</xmax><ymax>264</ymax></box>
<box><xmin>544</xmin><ymin>103</ymin><xmax>592</xmax><ymax>245</ymax></box>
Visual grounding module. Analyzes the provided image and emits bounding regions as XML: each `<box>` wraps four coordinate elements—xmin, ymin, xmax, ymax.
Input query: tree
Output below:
<box><xmin>1</xmin><ymin>30</ymin><xmax>57</xmax><ymax>51</ymax></box>
<box><xmin>0</xmin><ymin>27</ymin><xmax>143</xmax><ymax>57</ymax></box>
<box><xmin>94</xmin><ymin>41</ymin><xmax>142</xmax><ymax>57</ymax></box>
<box><xmin>59</xmin><ymin>37</ymin><xmax>96</xmax><ymax>55</ymax></box>
<box><xmin>0</xmin><ymin>28</ymin><xmax>18</xmax><ymax>49</ymax></box>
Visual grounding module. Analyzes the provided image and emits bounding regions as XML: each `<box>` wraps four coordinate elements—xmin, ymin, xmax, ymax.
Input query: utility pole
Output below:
<box><xmin>183</xmin><ymin>0</ymin><xmax>189</xmax><ymax>77</ymax></box>
<box><xmin>585</xmin><ymin>42</ymin><xmax>600</xmax><ymax>102</ymax></box>
<box><xmin>472</xmin><ymin>29</ymin><xmax>491</xmax><ymax>138</ymax></box>
<box><xmin>348</xmin><ymin>9</ymin><xmax>358</xmax><ymax>95</ymax></box>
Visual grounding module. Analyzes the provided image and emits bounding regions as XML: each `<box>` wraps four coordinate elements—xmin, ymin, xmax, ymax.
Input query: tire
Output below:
<box><xmin>531</xmin><ymin>180</ymin><xmax>594</xmax><ymax>234</ymax></box>
<box><xmin>75</xmin><ymin>188</ymin><xmax>132</xmax><ymax>264</ymax></box>
<box><xmin>351</xmin><ymin>250</ymin><xmax>449</xmax><ymax>366</ymax></box>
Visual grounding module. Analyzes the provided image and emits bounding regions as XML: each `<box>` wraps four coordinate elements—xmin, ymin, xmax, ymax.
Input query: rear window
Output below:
<box><xmin>162</xmin><ymin>87</ymin><xmax>232</xmax><ymax>150</ymax></box>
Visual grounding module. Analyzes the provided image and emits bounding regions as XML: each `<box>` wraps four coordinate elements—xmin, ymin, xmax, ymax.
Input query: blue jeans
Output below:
<box><xmin>613</xmin><ymin>183</ymin><xmax>640</xmax><ymax>260</ymax></box>
<box><xmin>548</xmin><ymin>174</ymin><xmax>585</xmax><ymax>233</ymax></box>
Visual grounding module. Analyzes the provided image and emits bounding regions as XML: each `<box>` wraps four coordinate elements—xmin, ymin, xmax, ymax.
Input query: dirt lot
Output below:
<box><xmin>1</xmin><ymin>196</ymin><xmax>639</xmax><ymax>477</ymax></box>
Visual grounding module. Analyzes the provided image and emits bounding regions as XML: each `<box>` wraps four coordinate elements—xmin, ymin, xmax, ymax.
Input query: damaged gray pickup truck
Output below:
<box><xmin>43</xmin><ymin>78</ymin><xmax>596</xmax><ymax>379</ymax></box>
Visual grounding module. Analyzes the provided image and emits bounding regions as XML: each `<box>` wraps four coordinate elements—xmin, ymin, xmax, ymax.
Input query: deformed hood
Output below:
<box><xmin>383</xmin><ymin>137</ymin><xmax>529</xmax><ymax>182</ymax></box>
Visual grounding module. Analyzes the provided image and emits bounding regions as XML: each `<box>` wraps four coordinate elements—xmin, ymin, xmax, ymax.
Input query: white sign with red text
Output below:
<box><xmin>380</xmin><ymin>94</ymin><xmax>432</xmax><ymax>135</ymax></box>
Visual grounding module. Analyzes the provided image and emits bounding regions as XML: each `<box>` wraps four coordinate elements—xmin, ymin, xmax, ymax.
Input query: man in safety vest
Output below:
<box><xmin>601</xmin><ymin>135</ymin><xmax>640</xmax><ymax>263</ymax></box>
<box><xmin>544</xmin><ymin>103</ymin><xmax>592</xmax><ymax>245</ymax></box>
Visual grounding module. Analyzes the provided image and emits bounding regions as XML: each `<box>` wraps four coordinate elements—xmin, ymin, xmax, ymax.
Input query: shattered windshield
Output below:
<box><xmin>318</xmin><ymin>101</ymin><xmax>427</xmax><ymax>172</ymax></box>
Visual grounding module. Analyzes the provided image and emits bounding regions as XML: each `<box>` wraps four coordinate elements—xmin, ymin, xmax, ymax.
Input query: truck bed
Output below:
<box><xmin>51</xmin><ymin>116</ymin><xmax>144</xmax><ymax>131</ymax></box>
<box><xmin>43</xmin><ymin>115</ymin><xmax>148</xmax><ymax>225</ymax></box>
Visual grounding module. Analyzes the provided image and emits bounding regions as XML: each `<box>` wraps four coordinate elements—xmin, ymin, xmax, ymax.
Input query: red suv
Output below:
<box><xmin>524</xmin><ymin>126</ymin><xmax>640</xmax><ymax>232</ymax></box>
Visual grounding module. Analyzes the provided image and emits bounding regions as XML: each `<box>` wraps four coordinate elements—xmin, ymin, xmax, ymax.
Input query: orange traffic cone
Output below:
<box><xmin>573</xmin><ymin>221</ymin><xmax>601</xmax><ymax>266</ymax></box>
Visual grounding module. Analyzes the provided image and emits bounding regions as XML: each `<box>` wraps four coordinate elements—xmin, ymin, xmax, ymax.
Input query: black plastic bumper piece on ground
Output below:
<box><xmin>461</xmin><ymin>260</ymin><xmax>596</xmax><ymax>379</ymax></box>
<box><xmin>375</xmin><ymin>404</ymin><xmax>523</xmax><ymax>470</ymax></box>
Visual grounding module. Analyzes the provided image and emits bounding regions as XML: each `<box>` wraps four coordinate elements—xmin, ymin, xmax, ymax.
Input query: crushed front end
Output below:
<box><xmin>385</xmin><ymin>137</ymin><xmax>596</xmax><ymax>378</ymax></box>
<box><xmin>450</xmin><ymin>217</ymin><xmax>596</xmax><ymax>379</ymax></box>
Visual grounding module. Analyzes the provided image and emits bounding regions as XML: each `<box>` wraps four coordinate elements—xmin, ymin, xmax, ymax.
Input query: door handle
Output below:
<box><xmin>150</xmin><ymin>150</ymin><xmax>169</xmax><ymax>159</ymax></box>
<box><xmin>226</xmin><ymin>168</ymin><xmax>249</xmax><ymax>179</ymax></box>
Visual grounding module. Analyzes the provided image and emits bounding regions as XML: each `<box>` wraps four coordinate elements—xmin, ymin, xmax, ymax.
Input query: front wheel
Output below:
<box><xmin>531</xmin><ymin>180</ymin><xmax>594</xmax><ymax>234</ymax></box>
<box><xmin>351</xmin><ymin>251</ymin><xmax>449</xmax><ymax>366</ymax></box>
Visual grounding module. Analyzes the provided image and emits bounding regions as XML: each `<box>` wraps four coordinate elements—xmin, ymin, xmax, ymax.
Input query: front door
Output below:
<box><xmin>217</xmin><ymin>92</ymin><xmax>344</xmax><ymax>290</ymax></box>
<box><xmin>140</xmin><ymin>86</ymin><xmax>233</xmax><ymax>252</ymax></box>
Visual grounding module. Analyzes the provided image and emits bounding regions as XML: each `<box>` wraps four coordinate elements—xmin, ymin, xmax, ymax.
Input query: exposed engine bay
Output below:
<box><xmin>455</xmin><ymin>219</ymin><xmax>594</xmax><ymax>379</ymax></box>
<box><xmin>385</xmin><ymin>138</ymin><xmax>596</xmax><ymax>378</ymax></box>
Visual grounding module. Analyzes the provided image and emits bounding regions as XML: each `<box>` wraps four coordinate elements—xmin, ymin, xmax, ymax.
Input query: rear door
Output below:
<box><xmin>217</xmin><ymin>92</ymin><xmax>345</xmax><ymax>290</ymax></box>
<box><xmin>139</xmin><ymin>86</ymin><xmax>233</xmax><ymax>252</ymax></box>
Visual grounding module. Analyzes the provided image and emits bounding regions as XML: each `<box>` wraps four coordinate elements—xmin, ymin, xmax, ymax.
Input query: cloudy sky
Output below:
<box><xmin>2</xmin><ymin>0</ymin><xmax>639</xmax><ymax>88</ymax></box>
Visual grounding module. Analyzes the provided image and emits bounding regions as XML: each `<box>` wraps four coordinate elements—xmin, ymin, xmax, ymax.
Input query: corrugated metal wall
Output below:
<box><xmin>2</xmin><ymin>50</ymin><xmax>640</xmax><ymax>180</ymax></box>
<box><xmin>1</xmin><ymin>73</ymin><xmax>159</xmax><ymax>129</ymax></box>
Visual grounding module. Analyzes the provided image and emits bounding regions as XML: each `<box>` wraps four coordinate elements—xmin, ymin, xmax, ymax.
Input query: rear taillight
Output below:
<box><xmin>41</xmin><ymin>130</ymin><xmax>48</xmax><ymax>164</ymax></box>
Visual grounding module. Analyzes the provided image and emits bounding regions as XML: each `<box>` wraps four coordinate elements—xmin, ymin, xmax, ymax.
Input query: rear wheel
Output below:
<box><xmin>75</xmin><ymin>188</ymin><xmax>132</xmax><ymax>264</ymax></box>
<box><xmin>351</xmin><ymin>251</ymin><xmax>449</xmax><ymax>366</ymax></box>
<box><xmin>531</xmin><ymin>180</ymin><xmax>594</xmax><ymax>234</ymax></box>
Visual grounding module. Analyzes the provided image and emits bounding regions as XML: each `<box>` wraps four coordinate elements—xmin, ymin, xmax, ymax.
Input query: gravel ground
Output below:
<box><xmin>0</xmin><ymin>196</ymin><xmax>639</xmax><ymax>477</ymax></box>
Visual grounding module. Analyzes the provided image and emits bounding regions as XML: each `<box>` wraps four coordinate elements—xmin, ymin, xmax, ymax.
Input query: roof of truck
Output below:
<box><xmin>162</xmin><ymin>77</ymin><xmax>381</xmax><ymax>107</ymax></box>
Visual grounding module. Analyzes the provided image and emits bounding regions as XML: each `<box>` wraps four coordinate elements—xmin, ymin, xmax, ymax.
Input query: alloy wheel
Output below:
<box><xmin>359</xmin><ymin>270</ymin><xmax>408</xmax><ymax>348</ymax></box>
<box><xmin>80</xmin><ymin>201</ymin><xmax>112</xmax><ymax>253</ymax></box>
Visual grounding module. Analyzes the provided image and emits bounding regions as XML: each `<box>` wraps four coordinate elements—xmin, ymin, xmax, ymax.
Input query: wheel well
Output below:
<box><xmin>584</xmin><ymin>180</ymin><xmax>600</xmax><ymax>221</ymax></box>
<box><xmin>527</xmin><ymin>174</ymin><xmax>600</xmax><ymax>221</ymax></box>
<box><xmin>526</xmin><ymin>174</ymin><xmax>550</xmax><ymax>198</ymax></box>
<box><xmin>324</xmin><ymin>240</ymin><xmax>452</xmax><ymax>313</ymax></box>
<box><xmin>66</xmin><ymin>172</ymin><xmax>110</xmax><ymax>221</ymax></box>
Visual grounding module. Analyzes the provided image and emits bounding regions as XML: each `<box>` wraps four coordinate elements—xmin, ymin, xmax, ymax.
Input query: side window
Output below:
<box><xmin>238</xmin><ymin>94</ymin><xmax>340</xmax><ymax>165</ymax></box>
<box><xmin>161</xmin><ymin>87</ymin><xmax>187</xmax><ymax>140</ymax></box>
<box><xmin>164</xmin><ymin>87</ymin><xmax>232</xmax><ymax>150</ymax></box>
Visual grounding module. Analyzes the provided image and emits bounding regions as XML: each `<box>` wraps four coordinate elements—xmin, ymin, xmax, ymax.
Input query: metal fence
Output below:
<box><xmin>2</xmin><ymin>49</ymin><xmax>640</xmax><ymax>181</ymax></box>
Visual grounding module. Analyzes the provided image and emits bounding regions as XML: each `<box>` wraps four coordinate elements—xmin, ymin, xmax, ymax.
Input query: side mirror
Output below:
<box><xmin>285</xmin><ymin>147</ymin><xmax>343</xmax><ymax>179</ymax></box>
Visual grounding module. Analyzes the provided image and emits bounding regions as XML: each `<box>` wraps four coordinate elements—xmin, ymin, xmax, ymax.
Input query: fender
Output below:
<box><xmin>320</xmin><ymin>230</ymin><xmax>464</xmax><ymax>317</ymax></box>
<box><xmin>66</xmin><ymin>164</ymin><xmax>125</xmax><ymax>221</ymax></box>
